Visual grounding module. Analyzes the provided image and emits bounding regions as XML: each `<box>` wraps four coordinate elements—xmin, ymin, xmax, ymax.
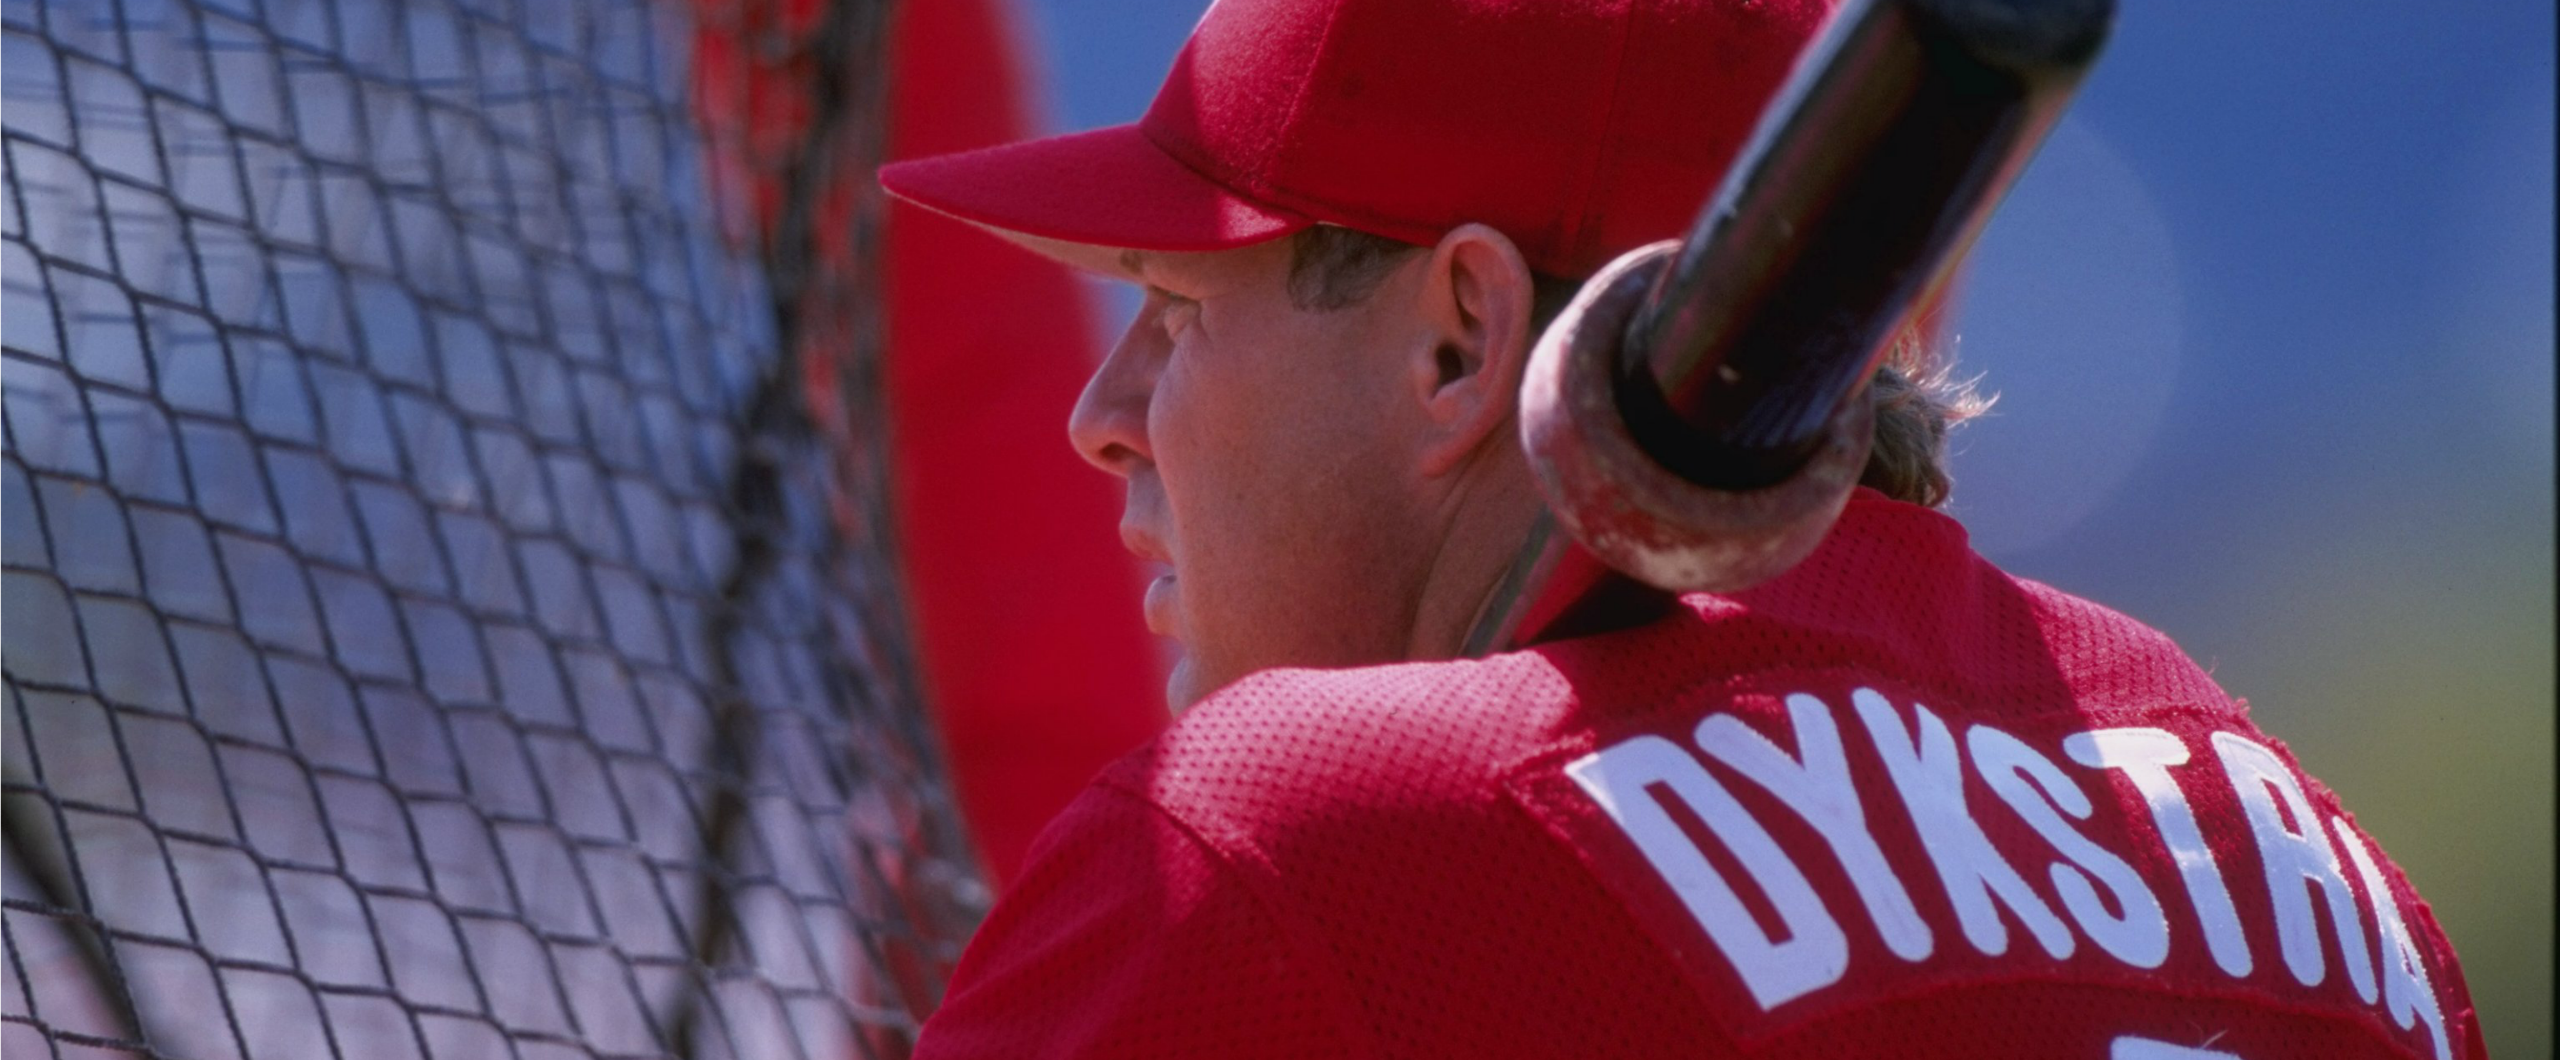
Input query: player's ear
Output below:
<box><xmin>1408</xmin><ymin>222</ymin><xmax>1536</xmax><ymax>478</ymax></box>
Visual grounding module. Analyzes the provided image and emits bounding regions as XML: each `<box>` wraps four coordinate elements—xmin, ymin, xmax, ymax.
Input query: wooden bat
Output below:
<box><xmin>1466</xmin><ymin>0</ymin><xmax>2116</xmax><ymax>654</ymax></box>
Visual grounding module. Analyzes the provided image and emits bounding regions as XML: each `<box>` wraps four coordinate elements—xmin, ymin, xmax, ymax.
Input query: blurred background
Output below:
<box><xmin>1012</xmin><ymin>0</ymin><xmax>2555</xmax><ymax>1054</ymax></box>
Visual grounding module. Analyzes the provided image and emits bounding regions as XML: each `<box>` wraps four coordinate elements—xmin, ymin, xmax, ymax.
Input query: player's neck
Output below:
<box><xmin>1403</xmin><ymin>449</ymin><xmax>1546</xmax><ymax>664</ymax></box>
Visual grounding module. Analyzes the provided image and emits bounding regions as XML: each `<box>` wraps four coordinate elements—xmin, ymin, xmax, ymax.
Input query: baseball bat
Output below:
<box><xmin>1463</xmin><ymin>0</ymin><xmax>2114</xmax><ymax>655</ymax></box>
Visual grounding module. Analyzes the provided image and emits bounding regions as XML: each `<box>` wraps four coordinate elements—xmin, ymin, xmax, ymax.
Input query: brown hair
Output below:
<box><xmin>1288</xmin><ymin>227</ymin><xmax>1987</xmax><ymax>508</ymax></box>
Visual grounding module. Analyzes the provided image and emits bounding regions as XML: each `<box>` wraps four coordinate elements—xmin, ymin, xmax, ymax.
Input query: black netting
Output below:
<box><xmin>1</xmin><ymin>1</ymin><xmax>985</xmax><ymax>1057</ymax></box>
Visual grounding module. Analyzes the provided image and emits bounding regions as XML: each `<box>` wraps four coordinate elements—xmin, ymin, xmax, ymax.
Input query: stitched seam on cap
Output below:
<box><xmin>1265</xmin><ymin>0</ymin><xmax>1355</xmax><ymax>201</ymax></box>
<box><xmin>1139</xmin><ymin>94</ymin><xmax>1440</xmax><ymax>246</ymax></box>
<box><xmin>1569</xmin><ymin>0</ymin><xmax>1643</xmax><ymax>272</ymax></box>
<box><xmin>1137</xmin><ymin>120</ymin><xmax>1319</xmax><ymax>227</ymax></box>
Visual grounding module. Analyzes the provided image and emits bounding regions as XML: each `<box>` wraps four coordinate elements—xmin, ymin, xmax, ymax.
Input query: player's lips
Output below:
<box><xmin>1142</xmin><ymin>571</ymin><xmax>1177</xmax><ymax>636</ymax></box>
<box><xmin>1119</xmin><ymin>523</ymin><xmax>1171</xmax><ymax>565</ymax></box>
<box><xmin>1120</xmin><ymin>523</ymin><xmax>1178</xmax><ymax>637</ymax></box>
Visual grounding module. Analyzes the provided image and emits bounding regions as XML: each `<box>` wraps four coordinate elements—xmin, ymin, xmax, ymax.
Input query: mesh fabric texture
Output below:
<box><xmin>915</xmin><ymin>492</ymin><xmax>2483</xmax><ymax>1060</ymax></box>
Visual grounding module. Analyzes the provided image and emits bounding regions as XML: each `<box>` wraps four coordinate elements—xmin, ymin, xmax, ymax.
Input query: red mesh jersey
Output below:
<box><xmin>913</xmin><ymin>491</ymin><xmax>2483</xmax><ymax>1059</ymax></box>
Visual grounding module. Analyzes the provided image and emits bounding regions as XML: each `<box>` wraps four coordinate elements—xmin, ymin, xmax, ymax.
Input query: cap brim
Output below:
<box><xmin>880</xmin><ymin>123</ymin><xmax>1312</xmax><ymax>275</ymax></box>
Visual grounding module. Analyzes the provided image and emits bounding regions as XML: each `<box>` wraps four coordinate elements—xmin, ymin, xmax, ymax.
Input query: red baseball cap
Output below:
<box><xmin>880</xmin><ymin>0</ymin><xmax>1830</xmax><ymax>280</ymax></box>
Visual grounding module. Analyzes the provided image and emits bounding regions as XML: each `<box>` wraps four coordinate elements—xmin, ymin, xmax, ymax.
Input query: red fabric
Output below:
<box><xmin>880</xmin><ymin>0</ymin><xmax>1830</xmax><ymax>279</ymax></box>
<box><xmin>913</xmin><ymin>491</ymin><xmax>2482</xmax><ymax>1059</ymax></box>
<box><xmin>882</xmin><ymin>123</ymin><xmax>1309</xmax><ymax>252</ymax></box>
<box><xmin>883</xmin><ymin>0</ymin><xmax>1169</xmax><ymax>887</ymax></box>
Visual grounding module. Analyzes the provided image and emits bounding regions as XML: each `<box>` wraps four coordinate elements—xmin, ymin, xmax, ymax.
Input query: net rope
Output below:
<box><xmin>1</xmin><ymin>0</ymin><xmax>985</xmax><ymax>1057</ymax></box>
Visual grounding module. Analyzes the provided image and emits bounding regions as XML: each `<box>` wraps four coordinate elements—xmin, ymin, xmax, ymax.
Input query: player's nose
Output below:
<box><xmin>1068</xmin><ymin>315</ymin><xmax>1158</xmax><ymax>478</ymax></box>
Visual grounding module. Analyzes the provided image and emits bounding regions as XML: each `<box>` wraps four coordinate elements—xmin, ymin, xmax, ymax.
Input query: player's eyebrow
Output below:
<box><xmin>1117</xmin><ymin>249</ymin><xmax>1150</xmax><ymax>278</ymax></box>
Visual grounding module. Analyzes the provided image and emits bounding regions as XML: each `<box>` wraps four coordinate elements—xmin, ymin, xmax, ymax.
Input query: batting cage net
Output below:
<box><xmin>2</xmin><ymin>1</ymin><xmax>986</xmax><ymax>1058</ymax></box>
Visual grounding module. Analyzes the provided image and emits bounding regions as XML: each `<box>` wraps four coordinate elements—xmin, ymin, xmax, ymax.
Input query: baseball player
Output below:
<box><xmin>878</xmin><ymin>0</ymin><xmax>2484</xmax><ymax>1056</ymax></box>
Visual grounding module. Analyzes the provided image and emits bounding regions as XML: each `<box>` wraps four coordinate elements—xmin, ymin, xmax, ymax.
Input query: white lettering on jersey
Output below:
<box><xmin>2211</xmin><ymin>733</ymin><xmax>2378</xmax><ymax>1001</ymax></box>
<box><xmin>1971</xmin><ymin>724</ymin><xmax>2170</xmax><ymax>968</ymax></box>
<box><xmin>2065</xmin><ymin>728</ymin><xmax>2254</xmax><ymax>977</ymax></box>
<box><xmin>1565</xmin><ymin>735</ymin><xmax>1848</xmax><ymax>1009</ymax></box>
<box><xmin>2332</xmin><ymin>817</ymin><xmax>2450</xmax><ymax>1060</ymax></box>
<box><xmin>1561</xmin><ymin>691</ymin><xmax>2451</xmax><ymax>1052</ymax></box>
<box><xmin>1851</xmin><ymin>689</ymin><xmax>2074</xmax><ymax>960</ymax></box>
<box><xmin>1696</xmin><ymin>694</ymin><xmax>1934</xmax><ymax>962</ymax></box>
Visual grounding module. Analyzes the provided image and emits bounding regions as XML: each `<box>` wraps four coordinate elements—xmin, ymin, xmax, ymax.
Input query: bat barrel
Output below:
<box><xmin>1468</xmin><ymin>0</ymin><xmax>2111</xmax><ymax>655</ymax></box>
<box><xmin>1621</xmin><ymin>0</ymin><xmax>2113</xmax><ymax>492</ymax></box>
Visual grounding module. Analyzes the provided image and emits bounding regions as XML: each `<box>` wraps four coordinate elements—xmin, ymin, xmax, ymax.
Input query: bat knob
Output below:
<box><xmin>1520</xmin><ymin>242</ymin><xmax>1875</xmax><ymax>595</ymax></box>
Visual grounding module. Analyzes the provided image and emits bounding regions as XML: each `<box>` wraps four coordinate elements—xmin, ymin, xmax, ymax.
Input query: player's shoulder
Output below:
<box><xmin>1092</xmin><ymin>647</ymin><xmax>1584</xmax><ymax>836</ymax></box>
<box><xmin>1087</xmin><ymin>492</ymin><xmax>2251</xmax><ymax>835</ymax></box>
<box><xmin>1744</xmin><ymin>490</ymin><xmax>2245</xmax><ymax>722</ymax></box>
<box><xmin>1075</xmin><ymin>645</ymin><xmax>1754</xmax><ymax>1055</ymax></box>
<box><xmin>2005</xmin><ymin>569</ymin><xmax>2240</xmax><ymax>713</ymax></box>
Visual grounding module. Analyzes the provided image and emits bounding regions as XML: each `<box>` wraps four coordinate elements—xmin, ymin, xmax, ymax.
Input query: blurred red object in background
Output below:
<box><xmin>882</xmin><ymin>0</ymin><xmax>1170</xmax><ymax>887</ymax></box>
